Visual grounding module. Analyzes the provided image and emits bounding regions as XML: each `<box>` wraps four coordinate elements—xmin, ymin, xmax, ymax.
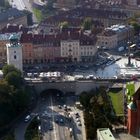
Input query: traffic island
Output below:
<box><xmin>24</xmin><ymin>117</ymin><xmax>41</xmax><ymax>140</ymax></box>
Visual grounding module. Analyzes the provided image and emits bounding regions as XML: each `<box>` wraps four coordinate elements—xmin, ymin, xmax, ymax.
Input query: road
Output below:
<box><xmin>14</xmin><ymin>93</ymin><xmax>85</xmax><ymax>140</ymax></box>
<box><xmin>9</xmin><ymin>0</ymin><xmax>25</xmax><ymax>10</ymax></box>
<box><xmin>9</xmin><ymin>0</ymin><xmax>37</xmax><ymax>23</ymax></box>
<box><xmin>39</xmin><ymin>94</ymin><xmax>73</xmax><ymax>140</ymax></box>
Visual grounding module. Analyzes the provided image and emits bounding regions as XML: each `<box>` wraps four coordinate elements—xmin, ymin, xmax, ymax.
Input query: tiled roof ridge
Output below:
<box><xmin>20</xmin><ymin>31</ymin><xmax>96</xmax><ymax>45</ymax></box>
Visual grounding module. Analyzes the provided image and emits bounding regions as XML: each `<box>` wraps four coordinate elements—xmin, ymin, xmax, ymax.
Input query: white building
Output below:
<box><xmin>97</xmin><ymin>128</ymin><xmax>116</xmax><ymax>140</ymax></box>
<box><xmin>60</xmin><ymin>32</ymin><xmax>97</xmax><ymax>62</ymax></box>
<box><xmin>127</xmin><ymin>0</ymin><xmax>137</xmax><ymax>6</ymax></box>
<box><xmin>61</xmin><ymin>40</ymin><xmax>80</xmax><ymax>62</ymax></box>
<box><xmin>6</xmin><ymin>34</ymin><xmax>23</xmax><ymax>72</ymax></box>
<box><xmin>97</xmin><ymin>24</ymin><xmax>134</xmax><ymax>49</ymax></box>
<box><xmin>96</xmin><ymin>30</ymin><xmax>118</xmax><ymax>49</ymax></box>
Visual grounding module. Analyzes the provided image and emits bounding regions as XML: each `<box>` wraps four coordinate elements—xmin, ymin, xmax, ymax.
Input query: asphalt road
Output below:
<box><xmin>9</xmin><ymin>0</ymin><xmax>37</xmax><ymax>23</ymax></box>
<box><xmin>9</xmin><ymin>0</ymin><xmax>25</xmax><ymax>10</ymax></box>
<box><xmin>14</xmin><ymin>93</ymin><xmax>85</xmax><ymax>140</ymax></box>
<box><xmin>39</xmin><ymin>94</ymin><xmax>73</xmax><ymax>140</ymax></box>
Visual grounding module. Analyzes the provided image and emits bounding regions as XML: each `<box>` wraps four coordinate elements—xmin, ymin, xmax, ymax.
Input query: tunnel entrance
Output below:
<box><xmin>40</xmin><ymin>89</ymin><xmax>64</xmax><ymax>97</ymax></box>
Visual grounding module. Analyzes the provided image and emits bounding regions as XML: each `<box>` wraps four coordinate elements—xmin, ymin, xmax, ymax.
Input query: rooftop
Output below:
<box><xmin>0</xmin><ymin>33</ymin><xmax>11</xmax><ymax>40</ymax></box>
<box><xmin>128</xmin><ymin>102</ymin><xmax>137</xmax><ymax>110</ymax></box>
<box><xmin>20</xmin><ymin>31</ymin><xmax>97</xmax><ymax>46</ymax></box>
<box><xmin>0</xmin><ymin>24</ymin><xmax>29</xmax><ymax>33</ymax></box>
<box><xmin>97</xmin><ymin>128</ymin><xmax>116</xmax><ymax>140</ymax></box>
<box><xmin>0</xmin><ymin>32</ymin><xmax>21</xmax><ymax>41</ymax></box>
<box><xmin>106</xmin><ymin>24</ymin><xmax>133</xmax><ymax>33</ymax></box>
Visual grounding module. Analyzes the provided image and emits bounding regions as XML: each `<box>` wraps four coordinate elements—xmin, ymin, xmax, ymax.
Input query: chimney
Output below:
<box><xmin>7</xmin><ymin>23</ymin><xmax>10</xmax><ymax>29</ymax></box>
<box><xmin>68</xmin><ymin>31</ymin><xmax>71</xmax><ymax>39</ymax></box>
<box><xmin>19</xmin><ymin>24</ymin><xmax>23</xmax><ymax>30</ymax></box>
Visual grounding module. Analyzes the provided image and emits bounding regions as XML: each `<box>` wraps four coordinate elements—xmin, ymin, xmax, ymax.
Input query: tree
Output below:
<box><xmin>5</xmin><ymin>71</ymin><xmax>22</xmax><ymax>88</ymax></box>
<box><xmin>12</xmin><ymin>89</ymin><xmax>29</xmax><ymax>113</ymax></box>
<box><xmin>79</xmin><ymin>91</ymin><xmax>93</xmax><ymax>109</ymax></box>
<box><xmin>132</xmin><ymin>22</ymin><xmax>140</xmax><ymax>35</ymax></box>
<box><xmin>82</xmin><ymin>17</ymin><xmax>92</xmax><ymax>30</ymax></box>
<box><xmin>59</xmin><ymin>21</ymin><xmax>69</xmax><ymax>29</ymax></box>
<box><xmin>0</xmin><ymin>65</ymin><xmax>30</xmax><ymax>128</ymax></box>
<box><xmin>0</xmin><ymin>80</ymin><xmax>12</xmax><ymax>102</ymax></box>
<box><xmin>0</xmin><ymin>80</ymin><xmax>16</xmax><ymax>127</ymax></box>
<box><xmin>127</xmin><ymin>15</ymin><xmax>140</xmax><ymax>35</ymax></box>
<box><xmin>2</xmin><ymin>65</ymin><xmax>21</xmax><ymax>78</ymax></box>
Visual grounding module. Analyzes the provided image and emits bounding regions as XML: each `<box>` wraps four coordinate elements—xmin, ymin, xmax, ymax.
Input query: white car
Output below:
<box><xmin>77</xmin><ymin>121</ymin><xmax>82</xmax><ymax>126</ymax></box>
<box><xmin>24</xmin><ymin>115</ymin><xmax>31</xmax><ymax>122</ymax></box>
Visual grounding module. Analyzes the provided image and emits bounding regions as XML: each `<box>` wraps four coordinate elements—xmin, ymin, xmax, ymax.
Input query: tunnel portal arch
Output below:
<box><xmin>40</xmin><ymin>88</ymin><xmax>64</xmax><ymax>97</ymax></box>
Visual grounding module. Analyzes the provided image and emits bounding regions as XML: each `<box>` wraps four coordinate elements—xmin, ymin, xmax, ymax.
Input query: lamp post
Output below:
<box><xmin>127</xmin><ymin>41</ymin><xmax>131</xmax><ymax>66</ymax></box>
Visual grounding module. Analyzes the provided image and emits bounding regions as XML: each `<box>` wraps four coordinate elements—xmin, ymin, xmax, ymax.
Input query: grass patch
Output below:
<box><xmin>33</xmin><ymin>8</ymin><xmax>43</xmax><ymax>22</ymax></box>
<box><xmin>126</xmin><ymin>82</ymin><xmax>135</xmax><ymax>103</ymax></box>
<box><xmin>109</xmin><ymin>89</ymin><xmax>124</xmax><ymax>116</ymax></box>
<box><xmin>25</xmin><ymin>117</ymin><xmax>40</xmax><ymax>140</ymax></box>
<box><xmin>126</xmin><ymin>83</ymin><xmax>135</xmax><ymax>96</ymax></box>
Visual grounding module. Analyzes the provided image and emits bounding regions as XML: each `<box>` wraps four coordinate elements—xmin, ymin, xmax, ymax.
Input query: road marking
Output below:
<box><xmin>50</xmin><ymin>96</ymin><xmax>57</xmax><ymax>140</ymax></box>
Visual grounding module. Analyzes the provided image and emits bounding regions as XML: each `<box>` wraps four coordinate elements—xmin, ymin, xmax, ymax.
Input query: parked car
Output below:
<box><xmin>24</xmin><ymin>115</ymin><xmax>31</xmax><ymax>122</ymax></box>
<box><xmin>49</xmin><ymin>125</ymin><xmax>53</xmax><ymax>130</ymax></box>
<box><xmin>77</xmin><ymin>121</ymin><xmax>82</xmax><ymax>126</ymax></box>
<box><xmin>118</xmin><ymin>46</ymin><xmax>124</xmax><ymax>52</ymax></box>
<box><xmin>60</xmin><ymin>118</ymin><xmax>64</xmax><ymax>123</ymax></box>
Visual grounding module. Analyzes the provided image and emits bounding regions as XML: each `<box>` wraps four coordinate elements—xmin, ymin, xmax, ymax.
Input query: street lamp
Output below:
<box><xmin>127</xmin><ymin>42</ymin><xmax>136</xmax><ymax>66</ymax></box>
<box><xmin>127</xmin><ymin>41</ymin><xmax>131</xmax><ymax>66</ymax></box>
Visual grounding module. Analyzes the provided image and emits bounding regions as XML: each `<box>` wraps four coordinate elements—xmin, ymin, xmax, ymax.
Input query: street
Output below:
<box><xmin>8</xmin><ymin>0</ymin><xmax>37</xmax><ymax>22</ymax></box>
<box><xmin>9</xmin><ymin>0</ymin><xmax>25</xmax><ymax>10</ymax></box>
<box><xmin>38</xmin><ymin>93</ymin><xmax>78</xmax><ymax>140</ymax></box>
<box><xmin>14</xmin><ymin>92</ymin><xmax>85</xmax><ymax>140</ymax></box>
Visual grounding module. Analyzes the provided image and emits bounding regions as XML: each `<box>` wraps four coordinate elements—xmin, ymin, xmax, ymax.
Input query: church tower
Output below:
<box><xmin>6</xmin><ymin>34</ymin><xmax>23</xmax><ymax>72</ymax></box>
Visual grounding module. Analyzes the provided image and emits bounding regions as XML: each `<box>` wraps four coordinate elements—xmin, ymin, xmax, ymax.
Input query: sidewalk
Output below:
<box><xmin>134</xmin><ymin>81</ymin><xmax>140</xmax><ymax>92</ymax></box>
<box><xmin>80</xmin><ymin>111</ymin><xmax>86</xmax><ymax>140</ymax></box>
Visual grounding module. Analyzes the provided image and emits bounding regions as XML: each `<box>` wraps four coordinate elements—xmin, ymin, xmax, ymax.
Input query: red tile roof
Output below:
<box><xmin>0</xmin><ymin>24</ymin><xmax>29</xmax><ymax>34</ymax></box>
<box><xmin>20</xmin><ymin>30</ymin><xmax>97</xmax><ymax>46</ymax></box>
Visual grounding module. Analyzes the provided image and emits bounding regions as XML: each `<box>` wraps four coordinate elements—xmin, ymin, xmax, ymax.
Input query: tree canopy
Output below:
<box><xmin>59</xmin><ymin>21</ymin><xmax>69</xmax><ymax>29</ymax></box>
<box><xmin>82</xmin><ymin>17</ymin><xmax>92</xmax><ymax>30</ymax></box>
<box><xmin>2</xmin><ymin>65</ymin><xmax>21</xmax><ymax>78</ymax></box>
<box><xmin>127</xmin><ymin>15</ymin><xmax>140</xmax><ymax>35</ymax></box>
<box><xmin>0</xmin><ymin>65</ymin><xmax>30</xmax><ymax>130</ymax></box>
<box><xmin>80</xmin><ymin>87</ymin><xmax>114</xmax><ymax>139</ymax></box>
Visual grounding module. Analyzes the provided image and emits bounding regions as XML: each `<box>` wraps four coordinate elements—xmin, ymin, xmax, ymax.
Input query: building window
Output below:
<box><xmin>14</xmin><ymin>55</ymin><xmax>16</xmax><ymax>59</ymax></box>
<box><xmin>29</xmin><ymin>53</ymin><xmax>31</xmax><ymax>57</ymax></box>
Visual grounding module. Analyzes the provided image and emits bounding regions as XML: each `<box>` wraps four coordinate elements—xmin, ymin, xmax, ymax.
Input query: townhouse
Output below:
<box><xmin>96</xmin><ymin>24</ymin><xmax>134</xmax><ymax>49</ymax></box>
<box><xmin>20</xmin><ymin>34</ymin><xmax>61</xmax><ymax>64</ymax></box>
<box><xmin>60</xmin><ymin>31</ymin><xmax>97</xmax><ymax>62</ymax></box>
<box><xmin>96</xmin><ymin>30</ymin><xmax>118</xmax><ymax>49</ymax></box>
<box><xmin>0</xmin><ymin>26</ymin><xmax>98</xmax><ymax>64</ymax></box>
<box><xmin>0</xmin><ymin>34</ymin><xmax>9</xmax><ymax>64</ymax></box>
